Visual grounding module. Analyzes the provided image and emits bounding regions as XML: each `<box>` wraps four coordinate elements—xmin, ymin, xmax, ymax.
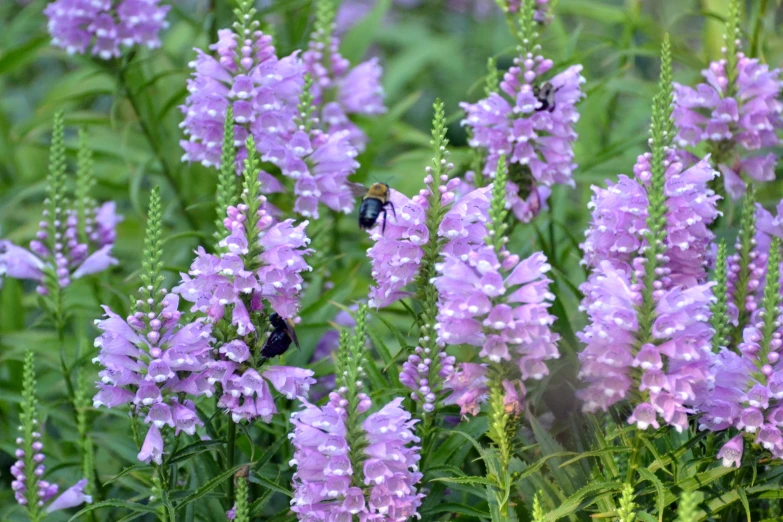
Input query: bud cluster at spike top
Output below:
<box><xmin>460</xmin><ymin>47</ymin><xmax>585</xmax><ymax>223</ymax></box>
<box><xmin>577</xmin><ymin>147</ymin><xmax>721</xmax><ymax>431</ymax></box>
<box><xmin>0</xmin><ymin>202</ymin><xmax>121</xmax><ymax>293</ymax></box>
<box><xmin>672</xmin><ymin>47</ymin><xmax>782</xmax><ymax>199</ymax></box>
<box><xmin>44</xmin><ymin>0</ymin><xmax>170</xmax><ymax>59</ymax></box>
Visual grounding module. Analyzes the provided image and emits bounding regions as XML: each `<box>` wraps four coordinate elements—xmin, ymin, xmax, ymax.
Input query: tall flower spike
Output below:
<box><xmin>434</xmin><ymin>156</ymin><xmax>560</xmax><ymax>417</ymax></box>
<box><xmin>44</xmin><ymin>0</ymin><xmax>170</xmax><ymax>59</ymax></box>
<box><xmin>727</xmin><ymin>191</ymin><xmax>759</xmax><ymax>344</ymax></box>
<box><xmin>672</xmin><ymin>0</ymin><xmax>782</xmax><ymax>199</ymax></box>
<box><xmin>578</xmin><ymin>36</ymin><xmax>717</xmax><ymax>432</ymax></box>
<box><xmin>175</xmin><ymin>136</ymin><xmax>315</xmax><ymax>424</ymax></box>
<box><xmin>460</xmin><ymin>0</ymin><xmax>585</xmax><ymax>223</ymax></box>
<box><xmin>399</xmin><ymin>100</ymin><xmax>460</xmax><ymax>417</ymax></box>
<box><xmin>290</xmin><ymin>305</ymin><xmax>423</xmax><ymax>520</ymax></box>
<box><xmin>92</xmin><ymin>188</ymin><xmax>213</xmax><ymax>462</ymax></box>
<box><xmin>11</xmin><ymin>351</ymin><xmax>92</xmax><ymax>514</ymax></box>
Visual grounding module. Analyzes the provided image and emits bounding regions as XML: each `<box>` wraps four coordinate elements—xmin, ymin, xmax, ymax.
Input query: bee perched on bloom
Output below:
<box><xmin>532</xmin><ymin>81</ymin><xmax>560</xmax><ymax>112</ymax></box>
<box><xmin>260</xmin><ymin>313</ymin><xmax>301</xmax><ymax>359</ymax></box>
<box><xmin>351</xmin><ymin>182</ymin><xmax>397</xmax><ymax>233</ymax></box>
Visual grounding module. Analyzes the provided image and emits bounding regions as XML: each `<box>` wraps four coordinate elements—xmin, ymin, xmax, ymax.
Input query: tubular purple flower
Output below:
<box><xmin>673</xmin><ymin>49</ymin><xmax>782</xmax><ymax>199</ymax></box>
<box><xmin>460</xmin><ymin>51</ymin><xmax>584</xmax><ymax>222</ymax></box>
<box><xmin>137</xmin><ymin>424</ymin><xmax>164</xmax><ymax>464</ymax></box>
<box><xmin>44</xmin><ymin>0</ymin><xmax>170</xmax><ymax>59</ymax></box>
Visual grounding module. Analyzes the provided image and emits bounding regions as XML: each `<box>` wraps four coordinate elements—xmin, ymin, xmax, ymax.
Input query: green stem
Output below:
<box><xmin>116</xmin><ymin>61</ymin><xmax>198</xmax><ymax>231</ymax></box>
<box><xmin>749</xmin><ymin>0</ymin><xmax>768</xmax><ymax>58</ymax></box>
<box><xmin>227</xmin><ymin>421</ymin><xmax>237</xmax><ymax>502</ymax></box>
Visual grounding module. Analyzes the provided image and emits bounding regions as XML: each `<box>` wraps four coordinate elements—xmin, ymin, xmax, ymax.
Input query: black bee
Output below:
<box><xmin>350</xmin><ymin>182</ymin><xmax>396</xmax><ymax>234</ymax></box>
<box><xmin>260</xmin><ymin>313</ymin><xmax>300</xmax><ymax>359</ymax></box>
<box><xmin>532</xmin><ymin>82</ymin><xmax>560</xmax><ymax>113</ymax></box>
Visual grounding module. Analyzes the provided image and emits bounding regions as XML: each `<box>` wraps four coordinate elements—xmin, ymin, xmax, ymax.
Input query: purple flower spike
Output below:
<box><xmin>44</xmin><ymin>0</ymin><xmax>170</xmax><ymax>59</ymax></box>
<box><xmin>180</xmin><ymin>27</ymin><xmax>304</xmax><ymax>170</ymax></box>
<box><xmin>461</xmin><ymin>52</ymin><xmax>585</xmax><ymax>222</ymax></box>
<box><xmin>673</xmin><ymin>50</ymin><xmax>782</xmax><ymax>199</ymax></box>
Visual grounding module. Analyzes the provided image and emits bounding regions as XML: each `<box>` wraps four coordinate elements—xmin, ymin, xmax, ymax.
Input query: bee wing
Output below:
<box><xmin>347</xmin><ymin>182</ymin><xmax>369</xmax><ymax>198</ymax></box>
<box><xmin>284</xmin><ymin>318</ymin><xmax>301</xmax><ymax>351</ymax></box>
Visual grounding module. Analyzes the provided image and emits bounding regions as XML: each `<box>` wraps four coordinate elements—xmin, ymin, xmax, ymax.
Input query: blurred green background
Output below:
<box><xmin>0</xmin><ymin>0</ymin><xmax>781</xmax><ymax>519</ymax></box>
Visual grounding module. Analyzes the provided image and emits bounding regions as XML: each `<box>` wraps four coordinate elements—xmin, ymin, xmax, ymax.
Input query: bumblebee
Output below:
<box><xmin>260</xmin><ymin>313</ymin><xmax>300</xmax><ymax>359</ymax></box>
<box><xmin>532</xmin><ymin>82</ymin><xmax>560</xmax><ymax>113</ymax></box>
<box><xmin>350</xmin><ymin>182</ymin><xmax>397</xmax><ymax>234</ymax></box>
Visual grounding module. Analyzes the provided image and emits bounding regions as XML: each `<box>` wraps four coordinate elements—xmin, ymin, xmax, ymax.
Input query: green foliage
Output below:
<box><xmin>215</xmin><ymin>106</ymin><xmax>238</xmax><ymax>246</ymax></box>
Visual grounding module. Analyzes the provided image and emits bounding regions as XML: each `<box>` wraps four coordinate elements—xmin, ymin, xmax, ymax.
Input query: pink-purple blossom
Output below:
<box><xmin>44</xmin><ymin>0</ymin><xmax>170</xmax><ymax>59</ymax></box>
<box><xmin>179</xmin><ymin>27</ymin><xmax>304</xmax><ymax>170</ymax></box>
<box><xmin>289</xmin><ymin>398</ymin><xmax>423</xmax><ymax>520</ymax></box>
<box><xmin>673</xmin><ymin>51</ymin><xmax>782</xmax><ymax>199</ymax></box>
<box><xmin>461</xmin><ymin>52</ymin><xmax>584</xmax><ymax>222</ymax></box>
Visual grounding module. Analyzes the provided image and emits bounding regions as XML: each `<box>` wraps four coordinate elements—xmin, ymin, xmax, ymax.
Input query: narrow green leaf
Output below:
<box><xmin>637</xmin><ymin>468</ymin><xmax>665</xmax><ymax>522</ymax></box>
<box><xmin>430</xmin><ymin>476</ymin><xmax>497</xmax><ymax>486</ymax></box>
<box><xmin>174</xmin><ymin>463</ymin><xmax>248</xmax><ymax>510</ymax></box>
<box><xmin>102</xmin><ymin>464</ymin><xmax>153</xmax><ymax>486</ymax></box>
<box><xmin>249</xmin><ymin>474</ymin><xmax>294</xmax><ymax>498</ymax></box>
<box><xmin>68</xmin><ymin>500</ymin><xmax>159</xmax><ymax>521</ymax></box>
<box><xmin>543</xmin><ymin>481</ymin><xmax>623</xmax><ymax>521</ymax></box>
<box><xmin>423</xmin><ymin>502</ymin><xmax>491</xmax><ymax>518</ymax></box>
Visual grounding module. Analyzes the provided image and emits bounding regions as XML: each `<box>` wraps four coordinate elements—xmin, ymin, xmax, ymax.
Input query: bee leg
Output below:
<box><xmin>387</xmin><ymin>201</ymin><xmax>397</xmax><ymax>220</ymax></box>
<box><xmin>381</xmin><ymin>208</ymin><xmax>388</xmax><ymax>235</ymax></box>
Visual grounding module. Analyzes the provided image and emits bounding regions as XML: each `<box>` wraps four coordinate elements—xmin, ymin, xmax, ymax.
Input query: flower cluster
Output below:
<box><xmin>11</xmin><ymin>430</ymin><xmax>92</xmax><ymax>512</ymax></box>
<box><xmin>179</xmin><ymin>21</ymin><xmax>304</xmax><ymax>170</ymax></box>
<box><xmin>289</xmin><ymin>398</ymin><xmax>423</xmax><ymax>520</ymax></box>
<box><xmin>44</xmin><ymin>0</ymin><xmax>170</xmax><ymax>59</ymax></box>
<box><xmin>174</xmin><ymin>199</ymin><xmax>315</xmax><ymax>422</ymax></box>
<box><xmin>460</xmin><ymin>50</ymin><xmax>584</xmax><ymax>222</ymax></box>
<box><xmin>673</xmin><ymin>49</ymin><xmax>782</xmax><ymax>199</ymax></box>
<box><xmin>581</xmin><ymin>153</ymin><xmax>720</xmax><ymax>288</ymax></box>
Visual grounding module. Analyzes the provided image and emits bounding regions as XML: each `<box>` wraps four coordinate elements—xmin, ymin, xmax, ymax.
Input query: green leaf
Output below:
<box><xmin>430</xmin><ymin>475</ymin><xmax>497</xmax><ymax>486</ymax></box>
<box><xmin>543</xmin><ymin>481</ymin><xmax>623</xmax><ymax>521</ymax></box>
<box><xmin>737</xmin><ymin>487</ymin><xmax>751</xmax><ymax>522</ymax></box>
<box><xmin>174</xmin><ymin>463</ymin><xmax>248</xmax><ymax>510</ymax></box>
<box><xmin>423</xmin><ymin>502</ymin><xmax>491</xmax><ymax>519</ymax></box>
<box><xmin>167</xmin><ymin>439</ymin><xmax>224</xmax><ymax>464</ymax></box>
<box><xmin>558</xmin><ymin>447</ymin><xmax>631</xmax><ymax>469</ymax></box>
<box><xmin>102</xmin><ymin>464</ymin><xmax>153</xmax><ymax>486</ymax></box>
<box><xmin>0</xmin><ymin>35</ymin><xmax>48</xmax><ymax>75</ymax></box>
<box><xmin>248</xmin><ymin>474</ymin><xmax>294</xmax><ymax>498</ymax></box>
<box><xmin>637</xmin><ymin>468</ymin><xmax>665</xmax><ymax>522</ymax></box>
<box><xmin>527</xmin><ymin>412</ymin><xmax>579</xmax><ymax>495</ymax></box>
<box><xmin>68</xmin><ymin>500</ymin><xmax>159</xmax><ymax>521</ymax></box>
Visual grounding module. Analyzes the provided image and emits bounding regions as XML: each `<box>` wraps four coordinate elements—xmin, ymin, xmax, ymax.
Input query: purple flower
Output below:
<box><xmin>441</xmin><ymin>363</ymin><xmax>488</xmax><ymax>417</ymax></box>
<box><xmin>366</xmin><ymin>190</ymin><xmax>428</xmax><ymax>308</ymax></box>
<box><xmin>11</xmin><ymin>428</ymin><xmax>91</xmax><ymax>511</ymax></box>
<box><xmin>179</xmin><ymin>27</ymin><xmax>304</xmax><ymax>170</ymax></box>
<box><xmin>289</xmin><ymin>398</ymin><xmax>422</xmax><ymax>519</ymax></box>
<box><xmin>673</xmin><ymin>51</ymin><xmax>782</xmax><ymax>199</ymax></box>
<box><xmin>44</xmin><ymin>0</ymin><xmax>170</xmax><ymax>59</ymax></box>
<box><xmin>461</xmin><ymin>53</ymin><xmax>584</xmax><ymax>222</ymax></box>
<box><xmin>717</xmin><ymin>434</ymin><xmax>744</xmax><ymax>468</ymax></box>
<box><xmin>137</xmin><ymin>424</ymin><xmax>164</xmax><ymax>465</ymax></box>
